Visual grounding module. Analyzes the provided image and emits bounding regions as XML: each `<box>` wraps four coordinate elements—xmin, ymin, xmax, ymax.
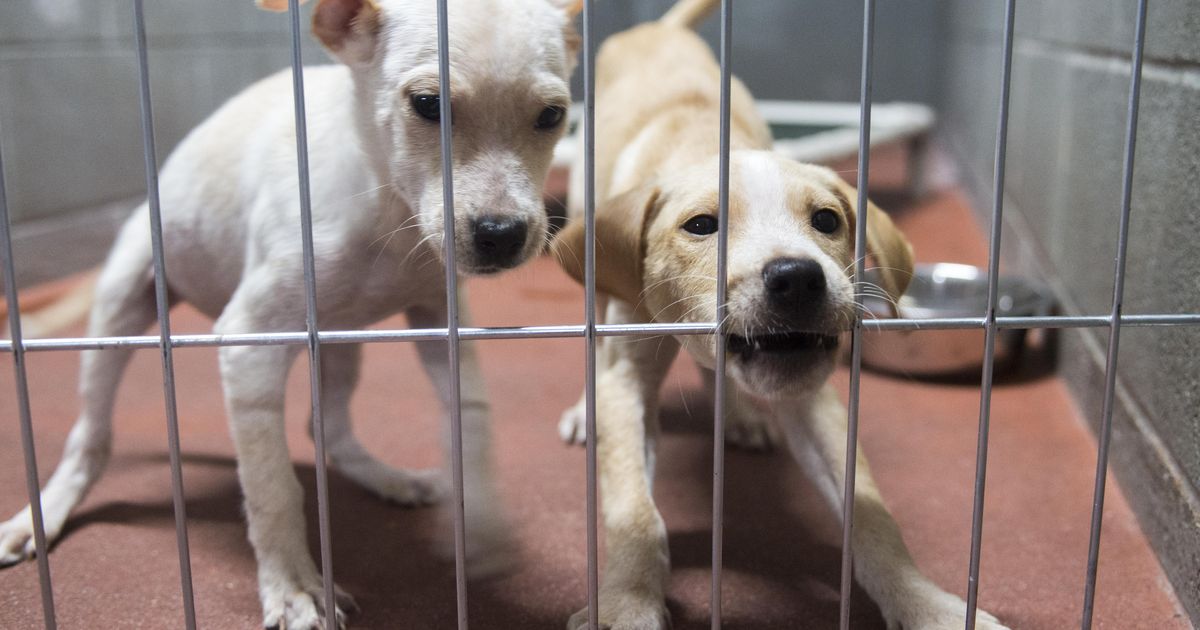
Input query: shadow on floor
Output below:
<box><xmin>48</xmin><ymin>400</ymin><xmax>892</xmax><ymax>630</ymax></box>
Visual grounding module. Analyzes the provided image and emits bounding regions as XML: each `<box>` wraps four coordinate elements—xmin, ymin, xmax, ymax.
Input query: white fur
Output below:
<box><xmin>0</xmin><ymin>1</ymin><xmax>578</xmax><ymax>627</ymax></box>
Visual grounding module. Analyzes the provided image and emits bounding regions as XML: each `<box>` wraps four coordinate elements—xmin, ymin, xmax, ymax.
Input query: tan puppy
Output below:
<box><xmin>551</xmin><ymin>1</ymin><xmax>1009</xmax><ymax>628</ymax></box>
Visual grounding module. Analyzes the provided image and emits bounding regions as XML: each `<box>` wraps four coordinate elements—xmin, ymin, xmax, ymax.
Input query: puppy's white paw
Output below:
<box><xmin>333</xmin><ymin>456</ymin><xmax>446</xmax><ymax>507</ymax></box>
<box><xmin>889</xmin><ymin>586</ymin><xmax>1009</xmax><ymax>630</ymax></box>
<box><xmin>0</xmin><ymin>519</ymin><xmax>35</xmax><ymax>568</ymax></box>
<box><xmin>723</xmin><ymin>407</ymin><xmax>777</xmax><ymax>451</ymax></box>
<box><xmin>260</xmin><ymin>571</ymin><xmax>358</xmax><ymax>630</ymax></box>
<box><xmin>434</xmin><ymin>497</ymin><xmax>519</xmax><ymax>580</ymax></box>
<box><xmin>366</xmin><ymin>467</ymin><xmax>445</xmax><ymax>507</ymax></box>
<box><xmin>567</xmin><ymin>589</ymin><xmax>670</xmax><ymax>630</ymax></box>
<box><xmin>464</xmin><ymin>510</ymin><xmax>519</xmax><ymax>580</ymax></box>
<box><xmin>464</xmin><ymin>530</ymin><xmax>517</xmax><ymax>580</ymax></box>
<box><xmin>558</xmin><ymin>399</ymin><xmax>588</xmax><ymax>446</ymax></box>
<box><xmin>0</xmin><ymin>509</ymin><xmax>61</xmax><ymax>568</ymax></box>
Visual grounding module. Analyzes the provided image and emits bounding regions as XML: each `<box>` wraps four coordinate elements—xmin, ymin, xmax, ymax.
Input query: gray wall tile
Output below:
<box><xmin>573</xmin><ymin>0</ymin><xmax>941</xmax><ymax>104</ymax></box>
<box><xmin>0</xmin><ymin>52</ymin><xmax>145</xmax><ymax>221</ymax></box>
<box><xmin>938</xmin><ymin>0</ymin><xmax>1200</xmax><ymax>620</ymax></box>
<box><xmin>0</xmin><ymin>0</ymin><xmax>328</xmax><ymax>222</ymax></box>
<box><xmin>1015</xmin><ymin>0</ymin><xmax>1200</xmax><ymax>65</ymax></box>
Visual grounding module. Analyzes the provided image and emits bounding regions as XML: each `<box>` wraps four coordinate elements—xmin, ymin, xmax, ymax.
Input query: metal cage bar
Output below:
<box><xmin>0</xmin><ymin>120</ymin><xmax>58</xmax><ymax>630</ymax></box>
<box><xmin>580</xmin><ymin>0</ymin><xmax>600</xmax><ymax>627</ymax></box>
<box><xmin>433</xmin><ymin>0</ymin><xmax>470</xmax><ymax>627</ymax></box>
<box><xmin>284</xmin><ymin>1</ymin><xmax>338</xmax><ymax>627</ymax></box>
<box><xmin>2</xmin><ymin>313</ymin><xmax>1199</xmax><ymax>355</ymax></box>
<box><xmin>130</xmin><ymin>2</ymin><xmax>197</xmax><ymax>627</ymax></box>
<box><xmin>838</xmin><ymin>0</ymin><xmax>875</xmax><ymax>626</ymax></box>
<box><xmin>710</xmin><ymin>0</ymin><xmax>733</xmax><ymax>626</ymax></box>
<box><xmin>964</xmin><ymin>0</ymin><xmax>1017</xmax><ymax>625</ymax></box>
<box><xmin>1080</xmin><ymin>0</ymin><xmax>1149</xmax><ymax>625</ymax></box>
<box><xmin>1</xmin><ymin>1</ymin><xmax>1199</xmax><ymax>629</ymax></box>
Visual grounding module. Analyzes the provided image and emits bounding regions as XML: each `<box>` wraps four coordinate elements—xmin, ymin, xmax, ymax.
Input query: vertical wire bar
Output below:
<box><xmin>840</xmin><ymin>1</ymin><xmax>878</xmax><ymax>624</ymax></box>
<box><xmin>580</xmin><ymin>0</ymin><xmax>599</xmax><ymax>627</ymax></box>
<box><xmin>1079</xmin><ymin>0</ymin><xmax>1148</xmax><ymax>625</ymax></box>
<box><xmin>0</xmin><ymin>126</ymin><xmax>58</xmax><ymax>630</ymax></box>
<box><xmin>131</xmin><ymin>2</ymin><xmax>197</xmax><ymax>627</ymax></box>
<box><xmin>710</xmin><ymin>1</ymin><xmax>732</xmax><ymax>626</ymax></box>
<box><xmin>285</xmin><ymin>1</ymin><xmax>338</xmax><ymax>626</ymax></box>
<box><xmin>838</xmin><ymin>1</ymin><xmax>874</xmax><ymax>627</ymax></box>
<box><xmin>434</xmin><ymin>1</ymin><xmax>468</xmax><ymax>627</ymax></box>
<box><xmin>963</xmin><ymin>0</ymin><xmax>1017</xmax><ymax>626</ymax></box>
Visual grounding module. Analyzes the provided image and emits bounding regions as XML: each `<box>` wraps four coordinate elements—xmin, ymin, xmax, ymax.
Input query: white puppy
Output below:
<box><xmin>552</xmin><ymin>1</ymin><xmax>1009</xmax><ymax>628</ymax></box>
<box><xmin>0</xmin><ymin>0</ymin><xmax>579</xmax><ymax>627</ymax></box>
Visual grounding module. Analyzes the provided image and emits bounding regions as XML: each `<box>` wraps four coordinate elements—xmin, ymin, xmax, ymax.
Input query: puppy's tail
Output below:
<box><xmin>0</xmin><ymin>271</ymin><xmax>97</xmax><ymax>339</ymax></box>
<box><xmin>659</xmin><ymin>0</ymin><xmax>719</xmax><ymax>29</ymax></box>
<box><xmin>255</xmin><ymin>0</ymin><xmax>309</xmax><ymax>12</ymax></box>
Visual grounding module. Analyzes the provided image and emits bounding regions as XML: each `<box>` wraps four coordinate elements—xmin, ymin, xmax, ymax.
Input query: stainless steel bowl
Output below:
<box><xmin>860</xmin><ymin>263</ymin><xmax>1055</xmax><ymax>377</ymax></box>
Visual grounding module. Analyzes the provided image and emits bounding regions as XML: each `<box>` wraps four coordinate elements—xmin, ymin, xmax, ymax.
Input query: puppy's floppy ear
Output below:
<box><xmin>864</xmin><ymin>200</ymin><xmax>914</xmax><ymax>307</ymax></box>
<box><xmin>551</xmin><ymin>185</ymin><xmax>662</xmax><ymax>305</ymax></box>
<box><xmin>542</xmin><ymin>0</ymin><xmax>583</xmax><ymax>63</ymax></box>
<box><xmin>310</xmin><ymin>0</ymin><xmax>381</xmax><ymax>64</ymax></box>
<box><xmin>832</xmin><ymin>179</ymin><xmax>915</xmax><ymax>313</ymax></box>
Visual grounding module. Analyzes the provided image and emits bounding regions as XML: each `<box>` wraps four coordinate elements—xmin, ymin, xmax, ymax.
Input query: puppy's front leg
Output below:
<box><xmin>215</xmin><ymin>276</ymin><xmax>353</xmax><ymax>630</ymax></box>
<box><xmin>569</xmin><ymin>307</ymin><xmax>680</xmax><ymax>630</ymax></box>
<box><xmin>784</xmin><ymin>386</ymin><xmax>1009</xmax><ymax>630</ymax></box>
<box><xmin>408</xmin><ymin>296</ymin><xmax>514</xmax><ymax>578</ymax></box>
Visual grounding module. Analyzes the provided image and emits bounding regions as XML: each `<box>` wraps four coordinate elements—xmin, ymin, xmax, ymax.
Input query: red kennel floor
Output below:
<box><xmin>0</xmin><ymin>189</ymin><xmax>1190</xmax><ymax>628</ymax></box>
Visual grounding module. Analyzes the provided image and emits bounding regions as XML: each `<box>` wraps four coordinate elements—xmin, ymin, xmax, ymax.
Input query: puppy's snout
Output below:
<box><xmin>472</xmin><ymin>215</ymin><xmax>528</xmax><ymax>267</ymax></box>
<box><xmin>763</xmin><ymin>258</ymin><xmax>826</xmax><ymax>307</ymax></box>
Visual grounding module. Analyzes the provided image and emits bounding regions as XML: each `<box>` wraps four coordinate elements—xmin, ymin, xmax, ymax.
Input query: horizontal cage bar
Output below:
<box><xmin>2</xmin><ymin>314</ymin><xmax>1197</xmax><ymax>354</ymax></box>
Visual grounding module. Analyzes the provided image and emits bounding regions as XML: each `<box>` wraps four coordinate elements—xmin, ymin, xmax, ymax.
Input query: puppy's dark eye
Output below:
<box><xmin>535</xmin><ymin>105</ymin><xmax>566</xmax><ymax>129</ymax></box>
<box><xmin>811</xmin><ymin>208</ymin><xmax>840</xmax><ymax>234</ymax></box>
<box><xmin>682</xmin><ymin>215</ymin><xmax>719</xmax><ymax>235</ymax></box>
<box><xmin>411</xmin><ymin>93</ymin><xmax>441</xmax><ymax>122</ymax></box>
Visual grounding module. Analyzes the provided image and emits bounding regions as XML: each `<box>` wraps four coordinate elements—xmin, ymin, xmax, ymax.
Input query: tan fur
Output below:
<box><xmin>830</xmin><ymin>177</ymin><xmax>915</xmax><ymax>312</ymax></box>
<box><xmin>550</xmin><ymin>2</ymin><xmax>1007</xmax><ymax>629</ymax></box>
<box><xmin>257</xmin><ymin>0</ymin><xmax>308</xmax><ymax>12</ymax></box>
<box><xmin>659</xmin><ymin>0</ymin><xmax>719</xmax><ymax>29</ymax></box>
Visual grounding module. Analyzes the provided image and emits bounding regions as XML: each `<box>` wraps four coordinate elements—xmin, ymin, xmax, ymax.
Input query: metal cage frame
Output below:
<box><xmin>1</xmin><ymin>0</ymin><xmax>1194</xmax><ymax>629</ymax></box>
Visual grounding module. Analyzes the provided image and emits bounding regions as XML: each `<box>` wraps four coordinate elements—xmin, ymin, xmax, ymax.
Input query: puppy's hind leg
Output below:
<box><xmin>0</xmin><ymin>212</ymin><xmax>156</xmax><ymax>566</ymax></box>
<box><xmin>319</xmin><ymin>343</ymin><xmax>442</xmax><ymax>506</ymax></box>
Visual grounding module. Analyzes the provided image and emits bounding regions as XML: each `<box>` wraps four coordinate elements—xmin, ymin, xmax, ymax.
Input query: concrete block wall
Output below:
<box><xmin>0</xmin><ymin>0</ymin><xmax>940</xmax><ymax>287</ymax></box>
<box><xmin>586</xmin><ymin>0</ymin><xmax>939</xmax><ymax>104</ymax></box>
<box><xmin>0</xmin><ymin>0</ymin><xmax>326</xmax><ymax>225</ymax></box>
<box><xmin>0</xmin><ymin>0</ymin><xmax>942</xmax><ymax>229</ymax></box>
<box><xmin>937</xmin><ymin>1</ymin><xmax>1200</xmax><ymax>620</ymax></box>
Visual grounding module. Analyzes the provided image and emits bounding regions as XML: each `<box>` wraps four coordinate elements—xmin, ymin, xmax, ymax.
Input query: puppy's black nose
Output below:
<box><xmin>763</xmin><ymin>258</ymin><xmax>826</xmax><ymax>306</ymax></box>
<box><xmin>472</xmin><ymin>216</ymin><xmax>527</xmax><ymax>266</ymax></box>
